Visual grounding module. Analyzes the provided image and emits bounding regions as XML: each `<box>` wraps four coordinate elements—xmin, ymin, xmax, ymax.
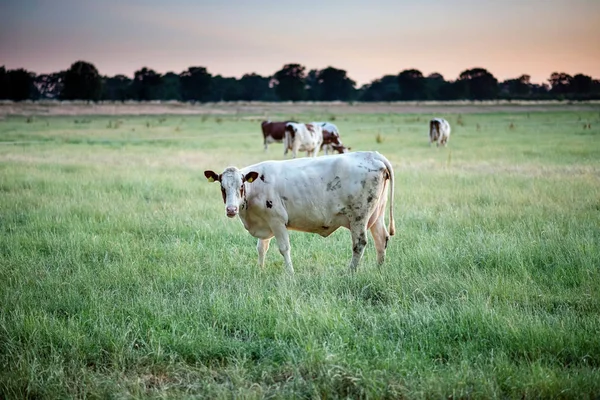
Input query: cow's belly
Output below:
<box><xmin>287</xmin><ymin>213</ymin><xmax>350</xmax><ymax>237</ymax></box>
<box><xmin>265</xmin><ymin>136</ymin><xmax>281</xmax><ymax>144</ymax></box>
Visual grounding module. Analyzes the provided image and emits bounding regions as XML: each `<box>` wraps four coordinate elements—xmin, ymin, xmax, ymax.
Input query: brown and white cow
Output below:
<box><xmin>429</xmin><ymin>118</ymin><xmax>451</xmax><ymax>147</ymax></box>
<box><xmin>284</xmin><ymin>122</ymin><xmax>323</xmax><ymax>158</ymax></box>
<box><xmin>318</xmin><ymin>122</ymin><xmax>351</xmax><ymax>155</ymax></box>
<box><xmin>204</xmin><ymin>151</ymin><xmax>395</xmax><ymax>273</ymax></box>
<box><xmin>261</xmin><ymin>120</ymin><xmax>296</xmax><ymax>151</ymax></box>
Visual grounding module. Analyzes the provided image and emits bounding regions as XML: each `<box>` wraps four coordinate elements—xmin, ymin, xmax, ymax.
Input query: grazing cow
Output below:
<box><xmin>204</xmin><ymin>151</ymin><xmax>395</xmax><ymax>274</ymax></box>
<box><xmin>261</xmin><ymin>120</ymin><xmax>296</xmax><ymax>151</ymax></box>
<box><xmin>429</xmin><ymin>118</ymin><xmax>451</xmax><ymax>147</ymax></box>
<box><xmin>284</xmin><ymin>122</ymin><xmax>323</xmax><ymax>158</ymax></box>
<box><xmin>314</xmin><ymin>121</ymin><xmax>350</xmax><ymax>155</ymax></box>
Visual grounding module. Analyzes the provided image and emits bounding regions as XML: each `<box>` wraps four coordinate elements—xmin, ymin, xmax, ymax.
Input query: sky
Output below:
<box><xmin>1</xmin><ymin>0</ymin><xmax>599</xmax><ymax>86</ymax></box>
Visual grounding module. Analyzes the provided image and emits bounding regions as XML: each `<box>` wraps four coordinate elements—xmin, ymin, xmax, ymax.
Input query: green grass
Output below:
<box><xmin>1</xmin><ymin>107</ymin><xmax>600</xmax><ymax>398</ymax></box>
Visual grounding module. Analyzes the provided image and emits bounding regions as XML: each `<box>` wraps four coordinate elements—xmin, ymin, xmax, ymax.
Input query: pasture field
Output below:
<box><xmin>1</xmin><ymin>104</ymin><xmax>600</xmax><ymax>398</ymax></box>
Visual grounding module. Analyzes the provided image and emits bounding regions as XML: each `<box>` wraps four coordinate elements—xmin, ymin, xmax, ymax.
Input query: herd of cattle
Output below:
<box><xmin>261</xmin><ymin>120</ymin><xmax>351</xmax><ymax>158</ymax></box>
<box><xmin>204</xmin><ymin>118</ymin><xmax>451</xmax><ymax>273</ymax></box>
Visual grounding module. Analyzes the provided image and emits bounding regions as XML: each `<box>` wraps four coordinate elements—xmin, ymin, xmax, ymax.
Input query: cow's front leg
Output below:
<box><xmin>349</xmin><ymin>218</ymin><xmax>368</xmax><ymax>272</ymax></box>
<box><xmin>270</xmin><ymin>223</ymin><xmax>293</xmax><ymax>274</ymax></box>
<box><xmin>257</xmin><ymin>238</ymin><xmax>271</xmax><ymax>268</ymax></box>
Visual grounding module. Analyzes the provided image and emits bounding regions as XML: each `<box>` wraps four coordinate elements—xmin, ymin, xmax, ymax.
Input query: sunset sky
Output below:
<box><xmin>1</xmin><ymin>0</ymin><xmax>599</xmax><ymax>86</ymax></box>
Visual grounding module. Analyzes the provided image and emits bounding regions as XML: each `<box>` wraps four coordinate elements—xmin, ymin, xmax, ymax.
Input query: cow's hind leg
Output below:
<box><xmin>370</xmin><ymin>214</ymin><xmax>389</xmax><ymax>265</ymax></box>
<box><xmin>257</xmin><ymin>238</ymin><xmax>271</xmax><ymax>268</ymax></box>
<box><xmin>348</xmin><ymin>218</ymin><xmax>368</xmax><ymax>272</ymax></box>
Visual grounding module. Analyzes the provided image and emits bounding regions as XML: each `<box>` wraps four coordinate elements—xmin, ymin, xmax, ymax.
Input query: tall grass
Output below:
<box><xmin>1</xmin><ymin>109</ymin><xmax>599</xmax><ymax>398</ymax></box>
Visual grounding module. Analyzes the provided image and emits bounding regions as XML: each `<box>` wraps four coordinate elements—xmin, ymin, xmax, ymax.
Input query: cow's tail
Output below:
<box><xmin>381</xmin><ymin>155</ymin><xmax>396</xmax><ymax>236</ymax></box>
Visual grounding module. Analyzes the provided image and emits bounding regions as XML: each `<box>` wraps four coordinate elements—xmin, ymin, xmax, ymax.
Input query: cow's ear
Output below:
<box><xmin>204</xmin><ymin>170</ymin><xmax>220</xmax><ymax>182</ymax></box>
<box><xmin>244</xmin><ymin>171</ymin><xmax>259</xmax><ymax>183</ymax></box>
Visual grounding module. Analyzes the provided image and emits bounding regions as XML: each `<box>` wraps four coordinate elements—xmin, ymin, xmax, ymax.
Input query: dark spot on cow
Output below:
<box><xmin>367</xmin><ymin>195</ymin><xmax>374</xmax><ymax>204</ymax></box>
<box><xmin>266</xmin><ymin>200</ymin><xmax>273</xmax><ymax>208</ymax></box>
<box><xmin>327</xmin><ymin>176</ymin><xmax>342</xmax><ymax>191</ymax></box>
<box><xmin>322</xmin><ymin>226</ymin><xmax>329</xmax><ymax>230</ymax></box>
<box><xmin>260</xmin><ymin>174</ymin><xmax>265</xmax><ymax>182</ymax></box>
<box><xmin>282</xmin><ymin>196</ymin><xmax>288</xmax><ymax>201</ymax></box>
<box><xmin>353</xmin><ymin>237</ymin><xmax>367</xmax><ymax>253</ymax></box>
<box><xmin>360</xmin><ymin>179</ymin><xmax>366</xmax><ymax>188</ymax></box>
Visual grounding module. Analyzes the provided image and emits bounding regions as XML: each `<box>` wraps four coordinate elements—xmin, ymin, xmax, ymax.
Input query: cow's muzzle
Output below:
<box><xmin>226</xmin><ymin>205</ymin><xmax>238</xmax><ymax>218</ymax></box>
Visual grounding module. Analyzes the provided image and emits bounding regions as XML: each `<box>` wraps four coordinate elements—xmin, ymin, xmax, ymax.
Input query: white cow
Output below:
<box><xmin>284</xmin><ymin>122</ymin><xmax>323</xmax><ymax>158</ymax></box>
<box><xmin>204</xmin><ymin>151</ymin><xmax>396</xmax><ymax>274</ymax></box>
<box><xmin>429</xmin><ymin>118</ymin><xmax>451</xmax><ymax>147</ymax></box>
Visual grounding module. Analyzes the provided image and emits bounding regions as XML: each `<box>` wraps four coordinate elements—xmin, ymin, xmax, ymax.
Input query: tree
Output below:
<box><xmin>397</xmin><ymin>69</ymin><xmax>427</xmax><ymax>100</ymax></box>
<box><xmin>500</xmin><ymin>74</ymin><xmax>532</xmax><ymax>99</ymax></box>
<box><xmin>180</xmin><ymin>67</ymin><xmax>212</xmax><ymax>102</ymax></box>
<box><xmin>0</xmin><ymin>67</ymin><xmax>8</xmax><ymax>99</ymax></box>
<box><xmin>457</xmin><ymin>68</ymin><xmax>498</xmax><ymax>100</ymax></box>
<box><xmin>209</xmin><ymin>75</ymin><xmax>242</xmax><ymax>102</ymax></box>
<box><xmin>239</xmin><ymin>73</ymin><xmax>275</xmax><ymax>101</ymax></box>
<box><xmin>131</xmin><ymin>68</ymin><xmax>163</xmax><ymax>101</ymax></box>
<box><xmin>159</xmin><ymin>72</ymin><xmax>182</xmax><ymax>101</ymax></box>
<box><xmin>101</xmin><ymin>75</ymin><xmax>132</xmax><ymax>101</ymax></box>
<box><xmin>424</xmin><ymin>73</ymin><xmax>446</xmax><ymax>99</ymax></box>
<box><xmin>62</xmin><ymin>61</ymin><xmax>102</xmax><ymax>101</ymax></box>
<box><xmin>314</xmin><ymin>66</ymin><xmax>356</xmax><ymax>101</ymax></box>
<box><xmin>305</xmin><ymin>69</ymin><xmax>320</xmax><ymax>101</ymax></box>
<box><xmin>34</xmin><ymin>72</ymin><xmax>65</xmax><ymax>99</ymax></box>
<box><xmin>570</xmin><ymin>74</ymin><xmax>593</xmax><ymax>95</ymax></box>
<box><xmin>273</xmin><ymin>64</ymin><xmax>307</xmax><ymax>101</ymax></box>
<box><xmin>358</xmin><ymin>75</ymin><xmax>400</xmax><ymax>101</ymax></box>
<box><xmin>3</xmin><ymin>68</ymin><xmax>36</xmax><ymax>101</ymax></box>
<box><xmin>548</xmin><ymin>72</ymin><xmax>573</xmax><ymax>95</ymax></box>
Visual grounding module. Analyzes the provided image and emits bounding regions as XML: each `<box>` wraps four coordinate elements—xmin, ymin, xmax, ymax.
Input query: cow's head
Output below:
<box><xmin>332</xmin><ymin>143</ymin><xmax>351</xmax><ymax>154</ymax></box>
<box><xmin>322</xmin><ymin>129</ymin><xmax>341</xmax><ymax>145</ymax></box>
<box><xmin>204</xmin><ymin>168</ymin><xmax>259</xmax><ymax>218</ymax></box>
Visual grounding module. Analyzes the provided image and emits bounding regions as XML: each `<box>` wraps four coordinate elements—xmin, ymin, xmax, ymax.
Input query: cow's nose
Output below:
<box><xmin>226</xmin><ymin>205</ymin><xmax>238</xmax><ymax>217</ymax></box>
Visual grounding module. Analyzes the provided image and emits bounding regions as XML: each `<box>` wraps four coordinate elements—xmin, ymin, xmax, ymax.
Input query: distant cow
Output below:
<box><xmin>204</xmin><ymin>151</ymin><xmax>395</xmax><ymax>273</ymax></box>
<box><xmin>429</xmin><ymin>118</ymin><xmax>451</xmax><ymax>147</ymax></box>
<box><xmin>284</xmin><ymin>122</ymin><xmax>323</xmax><ymax>158</ymax></box>
<box><xmin>314</xmin><ymin>122</ymin><xmax>350</xmax><ymax>155</ymax></box>
<box><xmin>261</xmin><ymin>120</ymin><xmax>296</xmax><ymax>151</ymax></box>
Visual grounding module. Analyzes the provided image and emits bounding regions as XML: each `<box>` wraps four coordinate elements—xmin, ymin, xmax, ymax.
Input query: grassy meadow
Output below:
<box><xmin>1</xmin><ymin>105</ymin><xmax>600</xmax><ymax>398</ymax></box>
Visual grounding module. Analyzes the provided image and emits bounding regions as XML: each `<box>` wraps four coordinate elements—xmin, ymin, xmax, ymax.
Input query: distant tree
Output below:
<box><xmin>359</xmin><ymin>75</ymin><xmax>400</xmax><ymax>101</ymax></box>
<box><xmin>0</xmin><ymin>67</ymin><xmax>8</xmax><ymax>99</ymax></box>
<box><xmin>548</xmin><ymin>72</ymin><xmax>573</xmax><ymax>95</ymax></box>
<box><xmin>424</xmin><ymin>73</ymin><xmax>446</xmax><ymax>99</ymax></box>
<box><xmin>209</xmin><ymin>75</ymin><xmax>242</xmax><ymax>101</ymax></box>
<box><xmin>180</xmin><ymin>67</ymin><xmax>212</xmax><ymax>102</ymax></box>
<box><xmin>570</xmin><ymin>74</ymin><xmax>593</xmax><ymax>95</ymax></box>
<box><xmin>101</xmin><ymin>75</ymin><xmax>132</xmax><ymax>101</ymax></box>
<box><xmin>3</xmin><ymin>68</ymin><xmax>35</xmax><ymax>101</ymax></box>
<box><xmin>397</xmin><ymin>69</ymin><xmax>427</xmax><ymax>100</ymax></box>
<box><xmin>457</xmin><ymin>68</ymin><xmax>498</xmax><ymax>99</ymax></box>
<box><xmin>305</xmin><ymin>69</ymin><xmax>320</xmax><ymax>101</ymax></box>
<box><xmin>238</xmin><ymin>73</ymin><xmax>275</xmax><ymax>101</ymax></box>
<box><xmin>159</xmin><ymin>72</ymin><xmax>182</xmax><ymax>101</ymax></box>
<box><xmin>500</xmin><ymin>74</ymin><xmax>532</xmax><ymax>98</ymax></box>
<box><xmin>61</xmin><ymin>61</ymin><xmax>102</xmax><ymax>101</ymax></box>
<box><xmin>314</xmin><ymin>66</ymin><xmax>356</xmax><ymax>101</ymax></box>
<box><xmin>131</xmin><ymin>68</ymin><xmax>163</xmax><ymax>101</ymax></box>
<box><xmin>34</xmin><ymin>72</ymin><xmax>65</xmax><ymax>99</ymax></box>
<box><xmin>273</xmin><ymin>64</ymin><xmax>307</xmax><ymax>101</ymax></box>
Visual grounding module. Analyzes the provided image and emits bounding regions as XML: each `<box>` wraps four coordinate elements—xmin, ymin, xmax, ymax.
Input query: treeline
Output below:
<box><xmin>1</xmin><ymin>61</ymin><xmax>599</xmax><ymax>102</ymax></box>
